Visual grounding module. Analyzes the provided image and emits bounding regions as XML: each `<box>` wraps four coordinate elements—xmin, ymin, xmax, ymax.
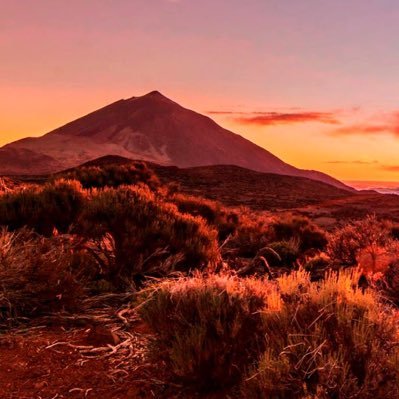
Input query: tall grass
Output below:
<box><xmin>0</xmin><ymin>228</ymin><xmax>89</xmax><ymax>325</ymax></box>
<box><xmin>138</xmin><ymin>273</ymin><xmax>274</xmax><ymax>389</ymax></box>
<box><xmin>138</xmin><ymin>269</ymin><xmax>399</xmax><ymax>397</ymax></box>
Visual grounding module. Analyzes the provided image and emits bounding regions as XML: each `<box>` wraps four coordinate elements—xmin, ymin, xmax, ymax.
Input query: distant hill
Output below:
<box><xmin>58</xmin><ymin>155</ymin><xmax>355</xmax><ymax>210</ymax></box>
<box><xmin>0</xmin><ymin>91</ymin><xmax>351</xmax><ymax>190</ymax></box>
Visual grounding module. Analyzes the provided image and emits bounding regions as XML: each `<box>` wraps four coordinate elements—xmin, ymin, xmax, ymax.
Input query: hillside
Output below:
<box><xmin>58</xmin><ymin>155</ymin><xmax>355</xmax><ymax>210</ymax></box>
<box><xmin>0</xmin><ymin>91</ymin><xmax>350</xmax><ymax>190</ymax></box>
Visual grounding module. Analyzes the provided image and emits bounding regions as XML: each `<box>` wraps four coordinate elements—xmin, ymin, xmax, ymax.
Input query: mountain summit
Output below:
<box><xmin>0</xmin><ymin>91</ymin><xmax>349</xmax><ymax>189</ymax></box>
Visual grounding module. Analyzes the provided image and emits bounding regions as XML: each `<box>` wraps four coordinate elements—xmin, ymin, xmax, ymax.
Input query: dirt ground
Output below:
<box><xmin>0</xmin><ymin>323</ymin><xmax>163</xmax><ymax>399</ymax></box>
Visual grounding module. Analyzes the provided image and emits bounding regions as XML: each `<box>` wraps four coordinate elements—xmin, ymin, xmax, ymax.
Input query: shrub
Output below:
<box><xmin>327</xmin><ymin>215</ymin><xmax>392</xmax><ymax>268</ymax></box>
<box><xmin>0</xmin><ymin>228</ymin><xmax>88</xmax><ymax>324</ymax></box>
<box><xmin>271</xmin><ymin>214</ymin><xmax>327</xmax><ymax>252</ymax></box>
<box><xmin>388</xmin><ymin>222</ymin><xmax>399</xmax><ymax>240</ymax></box>
<box><xmin>241</xmin><ymin>269</ymin><xmax>399</xmax><ymax>399</ymax></box>
<box><xmin>170</xmin><ymin>193</ymin><xmax>239</xmax><ymax>241</ymax></box>
<box><xmin>264</xmin><ymin>239</ymin><xmax>300</xmax><ymax>267</ymax></box>
<box><xmin>377</xmin><ymin>260</ymin><xmax>399</xmax><ymax>306</ymax></box>
<box><xmin>0</xmin><ymin>179</ymin><xmax>85</xmax><ymax>235</ymax></box>
<box><xmin>139</xmin><ymin>268</ymin><xmax>399</xmax><ymax>396</ymax></box>
<box><xmin>303</xmin><ymin>253</ymin><xmax>331</xmax><ymax>273</ymax></box>
<box><xmin>225</xmin><ymin>212</ymin><xmax>273</xmax><ymax>258</ymax></box>
<box><xmin>58</xmin><ymin>162</ymin><xmax>160</xmax><ymax>189</ymax></box>
<box><xmin>138</xmin><ymin>273</ymin><xmax>275</xmax><ymax>389</ymax></box>
<box><xmin>77</xmin><ymin>185</ymin><xmax>219</xmax><ymax>284</ymax></box>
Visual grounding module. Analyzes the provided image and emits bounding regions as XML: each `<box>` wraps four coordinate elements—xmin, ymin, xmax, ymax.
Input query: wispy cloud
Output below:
<box><xmin>325</xmin><ymin>160</ymin><xmax>379</xmax><ymax>165</ymax></box>
<box><xmin>331</xmin><ymin>124</ymin><xmax>392</xmax><ymax>136</ymax></box>
<box><xmin>329</xmin><ymin>112</ymin><xmax>399</xmax><ymax>137</ymax></box>
<box><xmin>207</xmin><ymin>110</ymin><xmax>340</xmax><ymax>126</ymax></box>
<box><xmin>381</xmin><ymin>165</ymin><xmax>399</xmax><ymax>172</ymax></box>
<box><xmin>234</xmin><ymin>112</ymin><xmax>340</xmax><ymax>126</ymax></box>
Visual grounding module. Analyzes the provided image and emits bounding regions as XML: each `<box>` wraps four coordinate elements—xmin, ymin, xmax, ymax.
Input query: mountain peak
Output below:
<box><xmin>145</xmin><ymin>90</ymin><xmax>165</xmax><ymax>97</ymax></box>
<box><xmin>0</xmin><ymin>92</ymin><xmax>351</xmax><ymax>191</ymax></box>
<box><xmin>125</xmin><ymin>90</ymin><xmax>174</xmax><ymax>105</ymax></box>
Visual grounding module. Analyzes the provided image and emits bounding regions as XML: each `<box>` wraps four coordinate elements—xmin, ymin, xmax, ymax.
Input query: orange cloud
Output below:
<box><xmin>331</xmin><ymin>124</ymin><xmax>391</xmax><ymax>136</ymax></box>
<box><xmin>325</xmin><ymin>160</ymin><xmax>378</xmax><ymax>165</ymax></box>
<box><xmin>381</xmin><ymin>165</ymin><xmax>399</xmax><ymax>172</ymax></box>
<box><xmin>236</xmin><ymin>112</ymin><xmax>340</xmax><ymax>126</ymax></box>
<box><xmin>208</xmin><ymin>110</ymin><xmax>340</xmax><ymax>126</ymax></box>
<box><xmin>330</xmin><ymin>112</ymin><xmax>399</xmax><ymax>137</ymax></box>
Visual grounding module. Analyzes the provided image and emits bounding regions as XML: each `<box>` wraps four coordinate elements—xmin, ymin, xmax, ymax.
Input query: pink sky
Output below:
<box><xmin>2</xmin><ymin>0</ymin><xmax>399</xmax><ymax>181</ymax></box>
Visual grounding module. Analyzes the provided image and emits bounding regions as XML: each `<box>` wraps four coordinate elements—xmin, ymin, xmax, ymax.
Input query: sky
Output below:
<box><xmin>1</xmin><ymin>0</ymin><xmax>399</xmax><ymax>182</ymax></box>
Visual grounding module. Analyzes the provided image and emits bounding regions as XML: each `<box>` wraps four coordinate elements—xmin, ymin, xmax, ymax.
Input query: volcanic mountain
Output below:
<box><xmin>0</xmin><ymin>91</ymin><xmax>350</xmax><ymax>190</ymax></box>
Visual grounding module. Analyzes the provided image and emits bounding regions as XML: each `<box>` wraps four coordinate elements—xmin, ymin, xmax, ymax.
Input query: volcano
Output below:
<box><xmin>0</xmin><ymin>91</ymin><xmax>351</xmax><ymax>190</ymax></box>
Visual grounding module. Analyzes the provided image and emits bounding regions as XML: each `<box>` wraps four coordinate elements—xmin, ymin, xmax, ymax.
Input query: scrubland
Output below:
<box><xmin>1</xmin><ymin>163</ymin><xmax>399</xmax><ymax>398</ymax></box>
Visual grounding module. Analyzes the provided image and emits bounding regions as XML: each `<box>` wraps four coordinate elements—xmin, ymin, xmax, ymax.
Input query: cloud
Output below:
<box><xmin>329</xmin><ymin>112</ymin><xmax>399</xmax><ymax>137</ymax></box>
<box><xmin>331</xmin><ymin>124</ymin><xmax>392</xmax><ymax>136</ymax></box>
<box><xmin>235</xmin><ymin>112</ymin><xmax>340</xmax><ymax>126</ymax></box>
<box><xmin>380</xmin><ymin>165</ymin><xmax>399</xmax><ymax>172</ymax></box>
<box><xmin>207</xmin><ymin>111</ymin><xmax>238</xmax><ymax>115</ymax></box>
<box><xmin>325</xmin><ymin>160</ymin><xmax>379</xmax><ymax>165</ymax></box>
<box><xmin>207</xmin><ymin>110</ymin><xmax>340</xmax><ymax>126</ymax></box>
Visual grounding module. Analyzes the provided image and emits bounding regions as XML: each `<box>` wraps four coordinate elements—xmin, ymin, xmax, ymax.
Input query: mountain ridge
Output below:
<box><xmin>0</xmin><ymin>91</ymin><xmax>352</xmax><ymax>191</ymax></box>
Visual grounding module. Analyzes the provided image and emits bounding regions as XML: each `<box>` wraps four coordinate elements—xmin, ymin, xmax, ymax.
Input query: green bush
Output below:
<box><xmin>0</xmin><ymin>179</ymin><xmax>85</xmax><ymax>235</ymax></box>
<box><xmin>138</xmin><ymin>274</ymin><xmax>272</xmax><ymax>389</ymax></box>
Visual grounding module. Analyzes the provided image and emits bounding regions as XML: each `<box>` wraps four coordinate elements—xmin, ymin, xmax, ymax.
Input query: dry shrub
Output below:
<box><xmin>376</xmin><ymin>260</ymin><xmax>399</xmax><ymax>306</ymax></box>
<box><xmin>0</xmin><ymin>179</ymin><xmax>85</xmax><ymax>235</ymax></box>
<box><xmin>225</xmin><ymin>212</ymin><xmax>273</xmax><ymax>257</ymax></box>
<box><xmin>139</xmin><ymin>269</ymin><xmax>399</xmax><ymax>396</ymax></box>
<box><xmin>170</xmin><ymin>193</ymin><xmax>239</xmax><ymax>240</ymax></box>
<box><xmin>77</xmin><ymin>185</ymin><xmax>219</xmax><ymax>284</ymax></box>
<box><xmin>0</xmin><ymin>228</ymin><xmax>88</xmax><ymax>324</ymax></box>
<box><xmin>59</xmin><ymin>162</ymin><xmax>160</xmax><ymax>189</ymax></box>
<box><xmin>327</xmin><ymin>215</ymin><xmax>392</xmax><ymax>269</ymax></box>
<box><xmin>0</xmin><ymin>177</ymin><xmax>17</xmax><ymax>193</ymax></box>
<box><xmin>271</xmin><ymin>214</ymin><xmax>327</xmax><ymax>252</ymax></box>
<box><xmin>264</xmin><ymin>239</ymin><xmax>300</xmax><ymax>267</ymax></box>
<box><xmin>138</xmin><ymin>273</ymin><xmax>274</xmax><ymax>389</ymax></box>
<box><xmin>242</xmin><ymin>269</ymin><xmax>399</xmax><ymax>399</ymax></box>
<box><xmin>303</xmin><ymin>253</ymin><xmax>331</xmax><ymax>274</ymax></box>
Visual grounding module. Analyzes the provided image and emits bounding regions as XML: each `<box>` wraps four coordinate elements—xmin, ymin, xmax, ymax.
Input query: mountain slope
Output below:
<box><xmin>0</xmin><ymin>91</ymin><xmax>351</xmax><ymax>190</ymax></box>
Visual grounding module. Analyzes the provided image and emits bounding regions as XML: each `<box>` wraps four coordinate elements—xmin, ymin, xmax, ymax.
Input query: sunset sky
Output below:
<box><xmin>2</xmin><ymin>0</ymin><xmax>399</xmax><ymax>182</ymax></box>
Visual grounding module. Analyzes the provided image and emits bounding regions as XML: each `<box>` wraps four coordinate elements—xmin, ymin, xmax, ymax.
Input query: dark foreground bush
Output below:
<box><xmin>0</xmin><ymin>228</ymin><xmax>88</xmax><ymax>324</ymax></box>
<box><xmin>138</xmin><ymin>274</ymin><xmax>272</xmax><ymax>389</ymax></box>
<box><xmin>0</xmin><ymin>179</ymin><xmax>85</xmax><ymax>235</ymax></box>
<box><xmin>138</xmin><ymin>270</ymin><xmax>399</xmax><ymax>397</ymax></box>
<box><xmin>78</xmin><ymin>185</ymin><xmax>219</xmax><ymax>284</ymax></box>
<box><xmin>242</xmin><ymin>269</ymin><xmax>399</xmax><ymax>399</ymax></box>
